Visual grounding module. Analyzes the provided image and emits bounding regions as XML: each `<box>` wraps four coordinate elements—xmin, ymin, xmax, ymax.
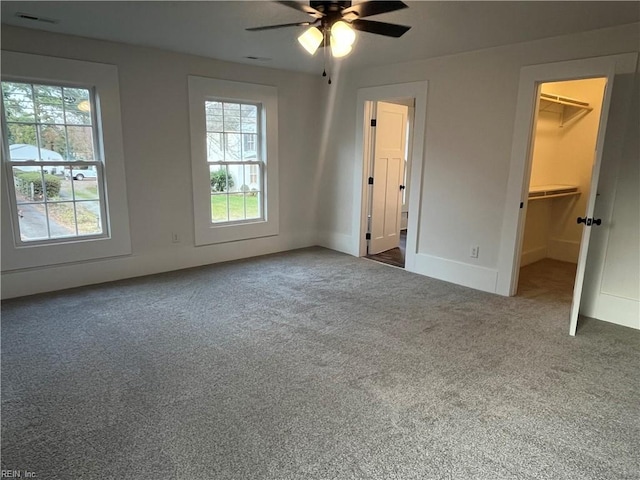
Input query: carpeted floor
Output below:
<box><xmin>2</xmin><ymin>248</ymin><xmax>638</xmax><ymax>479</ymax></box>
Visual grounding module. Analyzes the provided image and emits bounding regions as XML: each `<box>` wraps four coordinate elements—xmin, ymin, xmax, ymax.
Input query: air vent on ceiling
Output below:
<box><xmin>15</xmin><ymin>12</ymin><xmax>60</xmax><ymax>24</ymax></box>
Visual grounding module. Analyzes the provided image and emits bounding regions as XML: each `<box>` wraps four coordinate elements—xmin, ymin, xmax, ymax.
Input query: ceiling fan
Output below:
<box><xmin>247</xmin><ymin>1</ymin><xmax>411</xmax><ymax>62</ymax></box>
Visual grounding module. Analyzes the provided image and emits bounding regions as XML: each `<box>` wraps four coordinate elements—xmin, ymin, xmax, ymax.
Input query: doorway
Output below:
<box><xmin>364</xmin><ymin>99</ymin><xmax>414</xmax><ymax>268</ymax></box>
<box><xmin>516</xmin><ymin>77</ymin><xmax>608</xmax><ymax>330</ymax></box>
<box><xmin>353</xmin><ymin>81</ymin><xmax>428</xmax><ymax>273</ymax></box>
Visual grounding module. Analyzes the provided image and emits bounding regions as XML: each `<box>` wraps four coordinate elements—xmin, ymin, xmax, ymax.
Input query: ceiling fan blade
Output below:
<box><xmin>342</xmin><ymin>1</ymin><xmax>408</xmax><ymax>19</ymax></box>
<box><xmin>277</xmin><ymin>1</ymin><xmax>325</xmax><ymax>18</ymax></box>
<box><xmin>246</xmin><ymin>21</ymin><xmax>315</xmax><ymax>31</ymax></box>
<box><xmin>350</xmin><ymin>19</ymin><xmax>411</xmax><ymax>38</ymax></box>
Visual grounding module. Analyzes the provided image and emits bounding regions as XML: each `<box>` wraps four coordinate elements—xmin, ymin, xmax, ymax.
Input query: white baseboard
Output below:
<box><xmin>520</xmin><ymin>246</ymin><xmax>547</xmax><ymax>267</ymax></box>
<box><xmin>1</xmin><ymin>231</ymin><xmax>316</xmax><ymax>299</ymax></box>
<box><xmin>548</xmin><ymin>238</ymin><xmax>580</xmax><ymax>263</ymax></box>
<box><xmin>316</xmin><ymin>231</ymin><xmax>355</xmax><ymax>256</ymax></box>
<box><xmin>582</xmin><ymin>293</ymin><xmax>640</xmax><ymax>330</ymax></box>
<box><xmin>411</xmin><ymin>253</ymin><xmax>499</xmax><ymax>294</ymax></box>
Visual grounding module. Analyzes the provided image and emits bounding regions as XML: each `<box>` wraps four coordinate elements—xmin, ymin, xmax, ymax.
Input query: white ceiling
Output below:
<box><xmin>2</xmin><ymin>1</ymin><xmax>639</xmax><ymax>74</ymax></box>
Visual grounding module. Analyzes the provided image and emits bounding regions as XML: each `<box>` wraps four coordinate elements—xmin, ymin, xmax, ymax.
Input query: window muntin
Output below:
<box><xmin>2</xmin><ymin>81</ymin><xmax>107</xmax><ymax>243</ymax></box>
<box><xmin>205</xmin><ymin>100</ymin><xmax>263</xmax><ymax>224</ymax></box>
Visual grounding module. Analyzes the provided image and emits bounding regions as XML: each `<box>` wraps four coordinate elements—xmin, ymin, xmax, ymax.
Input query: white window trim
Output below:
<box><xmin>1</xmin><ymin>51</ymin><xmax>131</xmax><ymax>271</ymax></box>
<box><xmin>188</xmin><ymin>76</ymin><xmax>279</xmax><ymax>246</ymax></box>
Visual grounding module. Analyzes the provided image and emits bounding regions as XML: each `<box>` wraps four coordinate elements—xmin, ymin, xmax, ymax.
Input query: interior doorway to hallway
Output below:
<box><xmin>363</xmin><ymin>99</ymin><xmax>414</xmax><ymax>269</ymax></box>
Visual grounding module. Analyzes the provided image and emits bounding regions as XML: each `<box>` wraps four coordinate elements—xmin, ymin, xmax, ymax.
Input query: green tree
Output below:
<box><xmin>210</xmin><ymin>169</ymin><xmax>234</xmax><ymax>192</ymax></box>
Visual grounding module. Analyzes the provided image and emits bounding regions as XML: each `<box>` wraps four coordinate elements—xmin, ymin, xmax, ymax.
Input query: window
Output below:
<box><xmin>205</xmin><ymin>100</ymin><xmax>262</xmax><ymax>223</ymax></box>
<box><xmin>2</xmin><ymin>81</ymin><xmax>106</xmax><ymax>242</ymax></box>
<box><xmin>1</xmin><ymin>52</ymin><xmax>131</xmax><ymax>271</ymax></box>
<box><xmin>188</xmin><ymin>76</ymin><xmax>279</xmax><ymax>246</ymax></box>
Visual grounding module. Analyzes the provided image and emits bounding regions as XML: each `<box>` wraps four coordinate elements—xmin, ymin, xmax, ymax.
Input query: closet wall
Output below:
<box><xmin>521</xmin><ymin>78</ymin><xmax>606</xmax><ymax>266</ymax></box>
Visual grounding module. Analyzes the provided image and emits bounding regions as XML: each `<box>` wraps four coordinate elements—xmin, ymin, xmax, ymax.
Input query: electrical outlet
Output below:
<box><xmin>470</xmin><ymin>245</ymin><xmax>479</xmax><ymax>258</ymax></box>
<box><xmin>171</xmin><ymin>232</ymin><xmax>180</xmax><ymax>244</ymax></box>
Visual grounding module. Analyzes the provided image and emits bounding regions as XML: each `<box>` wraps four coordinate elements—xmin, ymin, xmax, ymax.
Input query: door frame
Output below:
<box><xmin>496</xmin><ymin>54</ymin><xmax>638</xmax><ymax>301</ymax></box>
<box><xmin>353</xmin><ymin>81</ymin><xmax>428</xmax><ymax>272</ymax></box>
<box><xmin>367</xmin><ymin>100</ymin><xmax>408</xmax><ymax>255</ymax></box>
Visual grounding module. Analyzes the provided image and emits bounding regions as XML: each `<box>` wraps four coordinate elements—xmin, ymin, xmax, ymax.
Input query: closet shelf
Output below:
<box><xmin>539</xmin><ymin>92</ymin><xmax>593</xmax><ymax>126</ymax></box>
<box><xmin>528</xmin><ymin>184</ymin><xmax>580</xmax><ymax>201</ymax></box>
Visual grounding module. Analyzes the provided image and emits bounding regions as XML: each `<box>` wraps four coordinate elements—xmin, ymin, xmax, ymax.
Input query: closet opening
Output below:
<box><xmin>517</xmin><ymin>77</ymin><xmax>607</xmax><ymax>304</ymax></box>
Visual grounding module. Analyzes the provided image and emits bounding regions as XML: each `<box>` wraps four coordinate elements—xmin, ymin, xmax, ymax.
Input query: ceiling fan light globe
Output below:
<box><xmin>330</xmin><ymin>38</ymin><xmax>352</xmax><ymax>58</ymax></box>
<box><xmin>331</xmin><ymin>21</ymin><xmax>356</xmax><ymax>46</ymax></box>
<box><xmin>298</xmin><ymin>27</ymin><xmax>323</xmax><ymax>55</ymax></box>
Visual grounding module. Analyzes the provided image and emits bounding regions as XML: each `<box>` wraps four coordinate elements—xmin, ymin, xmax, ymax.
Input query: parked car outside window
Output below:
<box><xmin>64</xmin><ymin>166</ymin><xmax>98</xmax><ymax>180</ymax></box>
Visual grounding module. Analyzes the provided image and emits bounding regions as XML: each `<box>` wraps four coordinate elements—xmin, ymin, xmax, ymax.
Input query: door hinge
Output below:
<box><xmin>520</xmin><ymin>202</ymin><xmax>524</xmax><ymax>208</ymax></box>
<box><xmin>370</xmin><ymin>119</ymin><xmax>377</xmax><ymax>127</ymax></box>
<box><xmin>365</xmin><ymin>233</ymin><xmax>371</xmax><ymax>240</ymax></box>
<box><xmin>368</xmin><ymin>177</ymin><xmax>374</xmax><ymax>185</ymax></box>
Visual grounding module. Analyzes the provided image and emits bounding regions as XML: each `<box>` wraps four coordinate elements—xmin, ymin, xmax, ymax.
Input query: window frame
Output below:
<box><xmin>205</xmin><ymin>99</ymin><xmax>264</xmax><ymax>225</ymax></box>
<box><xmin>188</xmin><ymin>76</ymin><xmax>279</xmax><ymax>246</ymax></box>
<box><xmin>1</xmin><ymin>52</ymin><xmax>131</xmax><ymax>271</ymax></box>
<box><xmin>2</xmin><ymin>79</ymin><xmax>109</xmax><ymax>244</ymax></box>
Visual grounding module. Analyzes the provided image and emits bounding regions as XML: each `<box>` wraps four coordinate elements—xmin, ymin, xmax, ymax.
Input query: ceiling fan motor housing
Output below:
<box><xmin>310</xmin><ymin>1</ymin><xmax>352</xmax><ymax>15</ymax></box>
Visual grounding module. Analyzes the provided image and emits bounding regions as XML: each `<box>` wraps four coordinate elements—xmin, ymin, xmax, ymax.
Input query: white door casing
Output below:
<box><xmin>354</xmin><ymin>81</ymin><xmax>429</xmax><ymax>272</ymax></box>
<box><xmin>369</xmin><ymin>101</ymin><xmax>408</xmax><ymax>255</ymax></box>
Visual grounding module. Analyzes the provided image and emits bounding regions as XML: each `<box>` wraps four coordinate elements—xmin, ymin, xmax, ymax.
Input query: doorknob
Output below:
<box><xmin>577</xmin><ymin>217</ymin><xmax>602</xmax><ymax>226</ymax></box>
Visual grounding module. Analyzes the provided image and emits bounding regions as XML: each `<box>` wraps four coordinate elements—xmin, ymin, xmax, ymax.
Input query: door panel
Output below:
<box><xmin>569</xmin><ymin>75</ymin><xmax>615</xmax><ymax>335</ymax></box>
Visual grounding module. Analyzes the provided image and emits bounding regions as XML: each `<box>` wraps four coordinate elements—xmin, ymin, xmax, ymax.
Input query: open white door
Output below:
<box><xmin>578</xmin><ymin>73</ymin><xmax>640</xmax><ymax>331</ymax></box>
<box><xmin>369</xmin><ymin>101</ymin><xmax>408</xmax><ymax>255</ymax></box>
<box><xmin>568</xmin><ymin>77</ymin><xmax>615</xmax><ymax>336</ymax></box>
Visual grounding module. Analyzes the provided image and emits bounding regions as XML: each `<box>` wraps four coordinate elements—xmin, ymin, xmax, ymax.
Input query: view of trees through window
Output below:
<box><xmin>205</xmin><ymin>100</ymin><xmax>263</xmax><ymax>223</ymax></box>
<box><xmin>2</xmin><ymin>81</ymin><xmax>105</xmax><ymax>242</ymax></box>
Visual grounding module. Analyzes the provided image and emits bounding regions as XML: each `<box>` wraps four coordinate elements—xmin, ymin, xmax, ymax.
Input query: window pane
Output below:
<box><xmin>2</xmin><ymin>82</ymin><xmax>35</xmax><ymax>122</ymax></box>
<box><xmin>47</xmin><ymin>202</ymin><xmax>79</xmax><ymax>238</ymax></box>
<box><xmin>18</xmin><ymin>203</ymin><xmax>49</xmax><ymax>241</ymax></box>
<box><xmin>75</xmin><ymin>201</ymin><xmax>103</xmax><ymax>235</ymax></box>
<box><xmin>245</xmin><ymin>192</ymin><xmax>261</xmax><ymax>220</ymax></box>
<box><xmin>206</xmin><ymin>133</ymin><xmax>223</xmax><ymax>162</ymax></box>
<box><xmin>70</xmin><ymin>175</ymin><xmax>100</xmax><ymax>200</ymax></box>
<box><xmin>242</xmin><ymin>134</ymin><xmax>257</xmax><ymax>160</ymax></box>
<box><xmin>63</xmin><ymin>87</ymin><xmax>92</xmax><ymax>125</ymax></box>
<box><xmin>7</xmin><ymin>125</ymin><xmax>38</xmax><ymax>157</ymax></box>
<box><xmin>210</xmin><ymin>165</ymin><xmax>233</xmax><ymax>192</ymax></box>
<box><xmin>39</xmin><ymin>125</ymin><xmax>68</xmax><ymax>159</ymax></box>
<box><xmin>58</xmin><ymin>174</ymin><xmax>75</xmax><ymax>200</ymax></box>
<box><xmin>34</xmin><ymin>85</ymin><xmax>64</xmax><ymax>124</ymax></box>
<box><xmin>211</xmin><ymin>193</ymin><xmax>229</xmax><ymax>223</ymax></box>
<box><xmin>243</xmin><ymin>164</ymin><xmax>261</xmax><ymax>192</ymax></box>
<box><xmin>225</xmin><ymin>133</ymin><xmax>241</xmax><ymax>161</ymax></box>
<box><xmin>228</xmin><ymin>193</ymin><xmax>245</xmax><ymax>221</ymax></box>
<box><xmin>205</xmin><ymin>101</ymin><xmax>224</xmax><ymax>131</ymax></box>
<box><xmin>42</xmin><ymin>172</ymin><xmax>62</xmax><ymax>201</ymax></box>
<box><xmin>67</xmin><ymin>126</ymin><xmax>95</xmax><ymax>160</ymax></box>
<box><xmin>241</xmin><ymin>104</ymin><xmax>258</xmax><ymax>133</ymax></box>
<box><xmin>223</xmin><ymin>103</ymin><xmax>240</xmax><ymax>132</ymax></box>
<box><xmin>13</xmin><ymin>167</ymin><xmax>44</xmax><ymax>204</ymax></box>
